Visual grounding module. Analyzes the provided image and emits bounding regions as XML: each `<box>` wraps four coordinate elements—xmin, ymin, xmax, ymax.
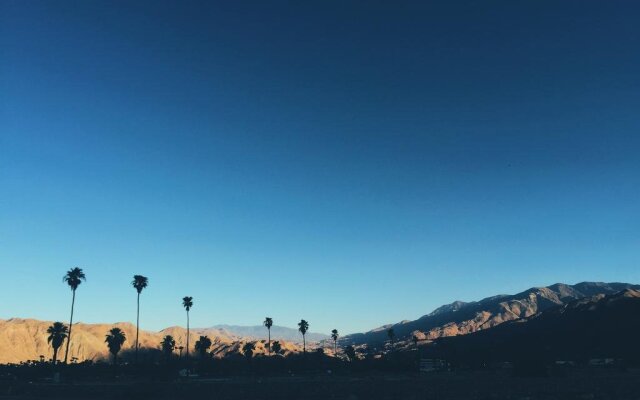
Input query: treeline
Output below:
<box><xmin>0</xmin><ymin>351</ymin><xmax>420</xmax><ymax>383</ymax></box>
<box><xmin>46</xmin><ymin>268</ymin><xmax>344</xmax><ymax>364</ymax></box>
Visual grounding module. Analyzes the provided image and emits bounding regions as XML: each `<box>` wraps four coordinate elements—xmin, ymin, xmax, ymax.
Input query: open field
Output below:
<box><xmin>1</xmin><ymin>369</ymin><xmax>639</xmax><ymax>400</ymax></box>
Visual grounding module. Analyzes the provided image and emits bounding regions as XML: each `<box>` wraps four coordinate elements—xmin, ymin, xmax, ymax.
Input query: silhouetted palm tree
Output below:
<box><xmin>298</xmin><ymin>319</ymin><xmax>309</xmax><ymax>354</ymax></box>
<box><xmin>387</xmin><ymin>328</ymin><xmax>395</xmax><ymax>345</ymax></box>
<box><xmin>177</xmin><ymin>345</ymin><xmax>184</xmax><ymax>359</ymax></box>
<box><xmin>160</xmin><ymin>335</ymin><xmax>175</xmax><ymax>362</ymax></box>
<box><xmin>131</xmin><ymin>275</ymin><xmax>148</xmax><ymax>363</ymax></box>
<box><xmin>271</xmin><ymin>341</ymin><xmax>282</xmax><ymax>355</ymax></box>
<box><xmin>263</xmin><ymin>317</ymin><xmax>273</xmax><ymax>355</ymax></box>
<box><xmin>182</xmin><ymin>296</ymin><xmax>193</xmax><ymax>359</ymax></box>
<box><xmin>105</xmin><ymin>327</ymin><xmax>126</xmax><ymax>365</ymax></box>
<box><xmin>345</xmin><ymin>345</ymin><xmax>357</xmax><ymax>361</ymax></box>
<box><xmin>331</xmin><ymin>329</ymin><xmax>339</xmax><ymax>356</ymax></box>
<box><xmin>46</xmin><ymin>322</ymin><xmax>68</xmax><ymax>364</ymax></box>
<box><xmin>242</xmin><ymin>342</ymin><xmax>255</xmax><ymax>359</ymax></box>
<box><xmin>194</xmin><ymin>335</ymin><xmax>212</xmax><ymax>358</ymax></box>
<box><xmin>63</xmin><ymin>267</ymin><xmax>86</xmax><ymax>363</ymax></box>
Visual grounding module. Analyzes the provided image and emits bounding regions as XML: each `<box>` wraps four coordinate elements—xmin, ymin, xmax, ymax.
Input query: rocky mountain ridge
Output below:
<box><xmin>428</xmin><ymin>288</ymin><xmax>640</xmax><ymax>362</ymax></box>
<box><xmin>342</xmin><ymin>282</ymin><xmax>640</xmax><ymax>347</ymax></box>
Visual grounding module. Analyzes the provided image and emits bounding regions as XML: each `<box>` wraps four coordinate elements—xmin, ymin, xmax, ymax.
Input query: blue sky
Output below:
<box><xmin>1</xmin><ymin>0</ymin><xmax>639</xmax><ymax>335</ymax></box>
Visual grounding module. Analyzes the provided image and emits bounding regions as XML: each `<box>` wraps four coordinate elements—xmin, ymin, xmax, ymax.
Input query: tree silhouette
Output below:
<box><xmin>160</xmin><ymin>335</ymin><xmax>176</xmax><ymax>362</ymax></box>
<box><xmin>271</xmin><ymin>341</ymin><xmax>282</xmax><ymax>355</ymax></box>
<box><xmin>131</xmin><ymin>274</ymin><xmax>148</xmax><ymax>364</ymax></box>
<box><xmin>331</xmin><ymin>329</ymin><xmax>339</xmax><ymax>356</ymax></box>
<box><xmin>387</xmin><ymin>328</ymin><xmax>395</xmax><ymax>345</ymax></box>
<box><xmin>105</xmin><ymin>327</ymin><xmax>126</xmax><ymax>365</ymax></box>
<box><xmin>242</xmin><ymin>342</ymin><xmax>255</xmax><ymax>359</ymax></box>
<box><xmin>62</xmin><ymin>267</ymin><xmax>86</xmax><ymax>363</ymax></box>
<box><xmin>345</xmin><ymin>345</ymin><xmax>357</xmax><ymax>362</ymax></box>
<box><xmin>176</xmin><ymin>345</ymin><xmax>184</xmax><ymax>359</ymax></box>
<box><xmin>298</xmin><ymin>319</ymin><xmax>309</xmax><ymax>354</ymax></box>
<box><xmin>46</xmin><ymin>322</ymin><xmax>68</xmax><ymax>364</ymax></box>
<box><xmin>263</xmin><ymin>317</ymin><xmax>273</xmax><ymax>355</ymax></box>
<box><xmin>412</xmin><ymin>334</ymin><xmax>419</xmax><ymax>349</ymax></box>
<box><xmin>194</xmin><ymin>335</ymin><xmax>212</xmax><ymax>358</ymax></box>
<box><xmin>182</xmin><ymin>296</ymin><xmax>193</xmax><ymax>359</ymax></box>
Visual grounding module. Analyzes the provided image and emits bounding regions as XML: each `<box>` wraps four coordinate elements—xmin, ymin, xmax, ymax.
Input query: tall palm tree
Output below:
<box><xmin>182</xmin><ymin>296</ymin><xmax>193</xmax><ymax>359</ymax></box>
<box><xmin>298</xmin><ymin>319</ymin><xmax>309</xmax><ymax>354</ymax></box>
<box><xmin>63</xmin><ymin>267</ymin><xmax>86</xmax><ymax>363</ymax></box>
<box><xmin>105</xmin><ymin>327</ymin><xmax>126</xmax><ymax>365</ymax></box>
<box><xmin>331</xmin><ymin>329</ymin><xmax>339</xmax><ymax>356</ymax></box>
<box><xmin>131</xmin><ymin>274</ymin><xmax>148</xmax><ymax>363</ymax></box>
<box><xmin>263</xmin><ymin>317</ymin><xmax>273</xmax><ymax>355</ymax></box>
<box><xmin>194</xmin><ymin>335</ymin><xmax>212</xmax><ymax>358</ymax></box>
<box><xmin>160</xmin><ymin>335</ymin><xmax>176</xmax><ymax>362</ymax></box>
<box><xmin>46</xmin><ymin>322</ymin><xmax>68</xmax><ymax>364</ymax></box>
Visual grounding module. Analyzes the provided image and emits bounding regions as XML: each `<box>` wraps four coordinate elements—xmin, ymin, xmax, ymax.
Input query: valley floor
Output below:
<box><xmin>1</xmin><ymin>369</ymin><xmax>639</xmax><ymax>400</ymax></box>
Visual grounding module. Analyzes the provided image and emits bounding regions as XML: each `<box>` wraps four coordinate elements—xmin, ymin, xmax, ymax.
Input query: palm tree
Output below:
<box><xmin>242</xmin><ymin>342</ymin><xmax>255</xmax><ymax>359</ymax></box>
<box><xmin>177</xmin><ymin>345</ymin><xmax>184</xmax><ymax>359</ymax></box>
<box><xmin>331</xmin><ymin>329</ymin><xmax>339</xmax><ymax>356</ymax></box>
<box><xmin>160</xmin><ymin>335</ymin><xmax>175</xmax><ymax>362</ymax></box>
<box><xmin>298</xmin><ymin>319</ymin><xmax>309</xmax><ymax>354</ymax></box>
<box><xmin>345</xmin><ymin>345</ymin><xmax>357</xmax><ymax>362</ymax></box>
<box><xmin>387</xmin><ymin>328</ymin><xmax>395</xmax><ymax>345</ymax></box>
<box><xmin>271</xmin><ymin>341</ymin><xmax>282</xmax><ymax>355</ymax></box>
<box><xmin>263</xmin><ymin>317</ymin><xmax>273</xmax><ymax>355</ymax></box>
<box><xmin>46</xmin><ymin>322</ymin><xmax>68</xmax><ymax>364</ymax></box>
<box><xmin>182</xmin><ymin>296</ymin><xmax>193</xmax><ymax>359</ymax></box>
<box><xmin>131</xmin><ymin>275</ymin><xmax>148</xmax><ymax>364</ymax></box>
<box><xmin>63</xmin><ymin>267</ymin><xmax>86</xmax><ymax>363</ymax></box>
<box><xmin>105</xmin><ymin>327</ymin><xmax>126</xmax><ymax>365</ymax></box>
<box><xmin>194</xmin><ymin>335</ymin><xmax>212</xmax><ymax>358</ymax></box>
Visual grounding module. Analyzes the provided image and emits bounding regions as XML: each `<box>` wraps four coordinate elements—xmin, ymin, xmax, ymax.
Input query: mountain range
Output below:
<box><xmin>429</xmin><ymin>288</ymin><xmax>640</xmax><ymax>363</ymax></box>
<box><xmin>341</xmin><ymin>282</ymin><xmax>640</xmax><ymax>347</ymax></box>
<box><xmin>211</xmin><ymin>325</ymin><xmax>328</xmax><ymax>342</ymax></box>
<box><xmin>1</xmin><ymin>281</ymin><xmax>638</xmax><ymax>364</ymax></box>
<box><xmin>0</xmin><ymin>320</ymin><xmax>311</xmax><ymax>364</ymax></box>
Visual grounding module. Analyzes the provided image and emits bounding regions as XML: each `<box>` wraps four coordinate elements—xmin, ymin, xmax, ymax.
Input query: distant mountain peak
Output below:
<box><xmin>426</xmin><ymin>300</ymin><xmax>468</xmax><ymax>317</ymax></box>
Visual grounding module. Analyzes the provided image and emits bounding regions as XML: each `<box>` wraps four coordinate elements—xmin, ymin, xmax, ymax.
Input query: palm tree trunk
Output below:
<box><xmin>53</xmin><ymin>348</ymin><xmax>58</xmax><ymax>364</ymax></box>
<box><xmin>64</xmin><ymin>289</ymin><xmax>76</xmax><ymax>364</ymax></box>
<box><xmin>268</xmin><ymin>328</ymin><xmax>271</xmax><ymax>356</ymax></box>
<box><xmin>135</xmin><ymin>292</ymin><xmax>140</xmax><ymax>364</ymax></box>
<box><xmin>334</xmin><ymin>340</ymin><xmax>337</xmax><ymax>356</ymax></box>
<box><xmin>186</xmin><ymin>310</ymin><xmax>190</xmax><ymax>359</ymax></box>
<box><xmin>303</xmin><ymin>335</ymin><xmax>306</xmax><ymax>354</ymax></box>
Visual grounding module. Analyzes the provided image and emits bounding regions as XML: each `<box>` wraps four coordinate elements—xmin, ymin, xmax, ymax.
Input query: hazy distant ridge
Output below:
<box><xmin>210</xmin><ymin>325</ymin><xmax>328</xmax><ymax>342</ymax></box>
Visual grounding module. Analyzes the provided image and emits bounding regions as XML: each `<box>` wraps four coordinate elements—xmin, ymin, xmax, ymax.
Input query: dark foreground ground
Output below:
<box><xmin>2</xmin><ymin>369</ymin><xmax>639</xmax><ymax>400</ymax></box>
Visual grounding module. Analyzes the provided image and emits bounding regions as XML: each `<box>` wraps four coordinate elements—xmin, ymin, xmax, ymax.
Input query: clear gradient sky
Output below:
<box><xmin>1</xmin><ymin>1</ymin><xmax>639</xmax><ymax>335</ymax></box>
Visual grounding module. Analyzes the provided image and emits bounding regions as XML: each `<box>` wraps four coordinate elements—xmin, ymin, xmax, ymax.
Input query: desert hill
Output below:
<box><xmin>342</xmin><ymin>282</ymin><xmax>640</xmax><ymax>347</ymax></box>
<box><xmin>428</xmin><ymin>289</ymin><xmax>640</xmax><ymax>362</ymax></box>
<box><xmin>0</xmin><ymin>319</ymin><xmax>307</xmax><ymax>364</ymax></box>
